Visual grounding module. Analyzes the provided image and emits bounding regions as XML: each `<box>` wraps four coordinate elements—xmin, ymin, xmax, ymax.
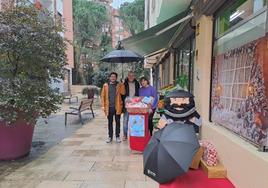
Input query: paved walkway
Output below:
<box><xmin>0</xmin><ymin>104</ymin><xmax>158</xmax><ymax>188</ymax></box>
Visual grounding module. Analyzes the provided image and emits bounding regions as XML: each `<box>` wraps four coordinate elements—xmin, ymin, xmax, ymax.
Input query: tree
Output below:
<box><xmin>93</xmin><ymin>63</ymin><xmax>109</xmax><ymax>88</ymax></box>
<box><xmin>119</xmin><ymin>0</ymin><xmax>149</xmax><ymax>78</ymax></box>
<box><xmin>73</xmin><ymin>0</ymin><xmax>110</xmax><ymax>84</ymax></box>
<box><xmin>120</xmin><ymin>0</ymin><xmax>145</xmax><ymax>35</ymax></box>
<box><xmin>0</xmin><ymin>3</ymin><xmax>67</xmax><ymax>124</ymax></box>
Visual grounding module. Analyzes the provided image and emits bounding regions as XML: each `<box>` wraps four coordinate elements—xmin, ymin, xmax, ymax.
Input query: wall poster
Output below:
<box><xmin>129</xmin><ymin>115</ymin><xmax>145</xmax><ymax>137</ymax></box>
<box><xmin>211</xmin><ymin>36</ymin><xmax>268</xmax><ymax>146</ymax></box>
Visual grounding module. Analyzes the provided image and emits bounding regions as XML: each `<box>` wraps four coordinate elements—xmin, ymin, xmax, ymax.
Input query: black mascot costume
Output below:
<box><xmin>158</xmin><ymin>89</ymin><xmax>202</xmax><ymax>133</ymax></box>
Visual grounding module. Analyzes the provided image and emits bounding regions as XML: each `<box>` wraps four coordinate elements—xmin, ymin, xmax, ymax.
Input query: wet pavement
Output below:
<box><xmin>0</xmin><ymin>97</ymin><xmax>158</xmax><ymax>188</ymax></box>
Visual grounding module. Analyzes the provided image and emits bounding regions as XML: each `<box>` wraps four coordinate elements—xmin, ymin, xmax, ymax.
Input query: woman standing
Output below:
<box><xmin>139</xmin><ymin>77</ymin><xmax>158</xmax><ymax>136</ymax></box>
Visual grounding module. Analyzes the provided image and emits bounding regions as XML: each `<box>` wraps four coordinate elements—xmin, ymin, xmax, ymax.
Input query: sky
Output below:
<box><xmin>111</xmin><ymin>0</ymin><xmax>135</xmax><ymax>8</ymax></box>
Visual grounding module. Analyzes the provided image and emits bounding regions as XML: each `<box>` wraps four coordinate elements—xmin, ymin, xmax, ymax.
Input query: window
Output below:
<box><xmin>56</xmin><ymin>0</ymin><xmax>63</xmax><ymax>15</ymax></box>
<box><xmin>214</xmin><ymin>11</ymin><xmax>266</xmax><ymax>55</ymax></box>
<box><xmin>211</xmin><ymin>0</ymin><xmax>268</xmax><ymax>146</ymax></box>
<box><xmin>115</xmin><ymin>17</ymin><xmax>120</xmax><ymax>25</ymax></box>
<box><xmin>215</xmin><ymin>0</ymin><xmax>266</xmax><ymax>38</ymax></box>
<box><xmin>211</xmin><ymin>41</ymin><xmax>268</xmax><ymax>146</ymax></box>
<box><xmin>174</xmin><ymin>36</ymin><xmax>195</xmax><ymax>92</ymax></box>
<box><xmin>115</xmin><ymin>34</ymin><xmax>120</xmax><ymax>43</ymax></box>
<box><xmin>153</xmin><ymin>65</ymin><xmax>160</xmax><ymax>91</ymax></box>
<box><xmin>115</xmin><ymin>26</ymin><xmax>120</xmax><ymax>32</ymax></box>
<box><xmin>216</xmin><ymin>51</ymin><xmax>251</xmax><ymax>111</ymax></box>
<box><xmin>162</xmin><ymin>59</ymin><xmax>170</xmax><ymax>87</ymax></box>
<box><xmin>39</xmin><ymin>0</ymin><xmax>54</xmax><ymax>12</ymax></box>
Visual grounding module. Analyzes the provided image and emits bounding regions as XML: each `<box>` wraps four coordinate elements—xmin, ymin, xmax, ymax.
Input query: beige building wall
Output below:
<box><xmin>194</xmin><ymin>15</ymin><xmax>213</xmax><ymax>121</ymax></box>
<box><xmin>195</xmin><ymin>15</ymin><xmax>268</xmax><ymax>188</ymax></box>
<box><xmin>144</xmin><ymin>0</ymin><xmax>163</xmax><ymax>87</ymax></box>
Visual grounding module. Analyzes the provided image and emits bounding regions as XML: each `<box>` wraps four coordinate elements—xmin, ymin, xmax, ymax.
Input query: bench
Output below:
<box><xmin>62</xmin><ymin>91</ymin><xmax>78</xmax><ymax>103</ymax></box>
<box><xmin>65</xmin><ymin>99</ymin><xmax>95</xmax><ymax>125</ymax></box>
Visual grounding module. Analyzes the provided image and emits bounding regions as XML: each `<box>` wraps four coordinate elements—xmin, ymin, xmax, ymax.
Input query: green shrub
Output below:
<box><xmin>0</xmin><ymin>4</ymin><xmax>67</xmax><ymax>125</ymax></box>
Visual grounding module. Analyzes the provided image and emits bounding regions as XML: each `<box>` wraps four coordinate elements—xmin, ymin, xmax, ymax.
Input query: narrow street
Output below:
<box><xmin>0</xmin><ymin>99</ymin><xmax>158</xmax><ymax>188</ymax></box>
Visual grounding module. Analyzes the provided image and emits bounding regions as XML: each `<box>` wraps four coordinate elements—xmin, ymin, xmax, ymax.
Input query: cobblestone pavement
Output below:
<box><xmin>0</xmin><ymin>98</ymin><xmax>158</xmax><ymax>188</ymax></box>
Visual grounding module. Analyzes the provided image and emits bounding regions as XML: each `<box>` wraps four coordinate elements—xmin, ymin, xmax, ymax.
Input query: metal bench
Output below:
<box><xmin>62</xmin><ymin>91</ymin><xmax>78</xmax><ymax>103</ymax></box>
<box><xmin>65</xmin><ymin>99</ymin><xmax>95</xmax><ymax>125</ymax></box>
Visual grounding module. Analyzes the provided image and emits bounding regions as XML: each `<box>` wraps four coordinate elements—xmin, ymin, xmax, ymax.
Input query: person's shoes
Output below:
<box><xmin>106</xmin><ymin>137</ymin><xmax>112</xmax><ymax>143</ymax></box>
<box><xmin>116</xmin><ymin>137</ymin><xmax>121</xmax><ymax>143</ymax></box>
<box><xmin>123</xmin><ymin>135</ymin><xmax>127</xmax><ymax>141</ymax></box>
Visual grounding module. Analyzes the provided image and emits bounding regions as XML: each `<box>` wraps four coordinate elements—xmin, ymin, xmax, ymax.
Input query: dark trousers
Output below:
<box><xmin>107</xmin><ymin>107</ymin><xmax>120</xmax><ymax>138</ymax></box>
<box><xmin>148</xmin><ymin>110</ymin><xmax>155</xmax><ymax>136</ymax></box>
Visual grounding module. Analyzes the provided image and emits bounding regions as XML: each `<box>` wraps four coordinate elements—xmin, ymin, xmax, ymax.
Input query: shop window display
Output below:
<box><xmin>212</xmin><ymin>0</ymin><xmax>268</xmax><ymax>147</ymax></box>
<box><xmin>211</xmin><ymin>39</ymin><xmax>268</xmax><ymax>146</ymax></box>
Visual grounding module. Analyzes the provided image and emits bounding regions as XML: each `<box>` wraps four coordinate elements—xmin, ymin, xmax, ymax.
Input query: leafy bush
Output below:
<box><xmin>0</xmin><ymin>4</ymin><xmax>67</xmax><ymax>125</ymax></box>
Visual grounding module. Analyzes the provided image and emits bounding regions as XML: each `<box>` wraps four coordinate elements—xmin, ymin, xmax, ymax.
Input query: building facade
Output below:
<box><xmin>194</xmin><ymin>1</ymin><xmax>268</xmax><ymax>187</ymax></box>
<box><xmin>36</xmin><ymin>0</ymin><xmax>74</xmax><ymax>92</ymax></box>
<box><xmin>123</xmin><ymin>0</ymin><xmax>268</xmax><ymax>187</ymax></box>
<box><xmin>0</xmin><ymin>0</ymin><xmax>74</xmax><ymax>92</ymax></box>
<box><xmin>111</xmin><ymin>8</ymin><xmax>131</xmax><ymax>49</ymax></box>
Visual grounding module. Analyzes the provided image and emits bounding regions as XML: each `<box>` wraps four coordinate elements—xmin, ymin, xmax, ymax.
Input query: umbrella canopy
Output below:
<box><xmin>100</xmin><ymin>49</ymin><xmax>144</xmax><ymax>63</ymax></box>
<box><xmin>100</xmin><ymin>42</ymin><xmax>144</xmax><ymax>78</ymax></box>
<box><xmin>143</xmin><ymin>122</ymin><xmax>200</xmax><ymax>184</ymax></box>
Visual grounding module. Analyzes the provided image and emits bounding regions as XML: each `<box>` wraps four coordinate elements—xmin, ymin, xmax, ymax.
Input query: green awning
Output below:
<box><xmin>157</xmin><ymin>0</ymin><xmax>192</xmax><ymax>24</ymax></box>
<box><xmin>121</xmin><ymin>11</ymin><xmax>192</xmax><ymax>57</ymax></box>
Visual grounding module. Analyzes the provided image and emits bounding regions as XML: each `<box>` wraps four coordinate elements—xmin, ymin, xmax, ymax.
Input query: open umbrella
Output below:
<box><xmin>143</xmin><ymin>122</ymin><xmax>200</xmax><ymax>184</ymax></box>
<box><xmin>100</xmin><ymin>41</ymin><xmax>143</xmax><ymax>78</ymax></box>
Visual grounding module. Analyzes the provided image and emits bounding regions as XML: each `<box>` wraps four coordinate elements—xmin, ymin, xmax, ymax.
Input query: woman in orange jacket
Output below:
<box><xmin>101</xmin><ymin>72</ymin><xmax>125</xmax><ymax>143</ymax></box>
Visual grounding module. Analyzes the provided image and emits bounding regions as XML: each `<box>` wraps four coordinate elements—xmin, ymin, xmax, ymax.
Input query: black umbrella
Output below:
<box><xmin>100</xmin><ymin>49</ymin><xmax>143</xmax><ymax>63</ymax></box>
<box><xmin>100</xmin><ymin>41</ymin><xmax>143</xmax><ymax>78</ymax></box>
<box><xmin>143</xmin><ymin>122</ymin><xmax>200</xmax><ymax>184</ymax></box>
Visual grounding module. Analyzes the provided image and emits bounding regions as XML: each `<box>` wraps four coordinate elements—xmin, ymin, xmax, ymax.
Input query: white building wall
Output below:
<box><xmin>144</xmin><ymin>0</ymin><xmax>163</xmax><ymax>29</ymax></box>
<box><xmin>144</xmin><ymin>0</ymin><xmax>164</xmax><ymax>86</ymax></box>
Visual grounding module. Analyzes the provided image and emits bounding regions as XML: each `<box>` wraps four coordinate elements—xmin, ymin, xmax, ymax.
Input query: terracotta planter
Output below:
<box><xmin>0</xmin><ymin>119</ymin><xmax>35</xmax><ymax>160</ymax></box>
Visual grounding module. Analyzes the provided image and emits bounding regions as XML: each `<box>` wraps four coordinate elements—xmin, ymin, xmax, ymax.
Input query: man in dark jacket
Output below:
<box><xmin>122</xmin><ymin>71</ymin><xmax>140</xmax><ymax>140</ymax></box>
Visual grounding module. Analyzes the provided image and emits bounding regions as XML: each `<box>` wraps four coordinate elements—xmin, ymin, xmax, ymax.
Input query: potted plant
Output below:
<box><xmin>82</xmin><ymin>86</ymin><xmax>100</xmax><ymax>99</ymax></box>
<box><xmin>0</xmin><ymin>3</ymin><xmax>67</xmax><ymax>160</ymax></box>
<box><xmin>176</xmin><ymin>74</ymin><xmax>189</xmax><ymax>90</ymax></box>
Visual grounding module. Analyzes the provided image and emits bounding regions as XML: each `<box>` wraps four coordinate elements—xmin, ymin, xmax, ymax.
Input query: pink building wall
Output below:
<box><xmin>62</xmin><ymin>0</ymin><xmax>74</xmax><ymax>69</ymax></box>
<box><xmin>111</xmin><ymin>8</ymin><xmax>131</xmax><ymax>48</ymax></box>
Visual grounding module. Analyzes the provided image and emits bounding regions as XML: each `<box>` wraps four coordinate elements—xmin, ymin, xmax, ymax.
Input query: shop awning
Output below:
<box><xmin>121</xmin><ymin>11</ymin><xmax>193</xmax><ymax>57</ymax></box>
<box><xmin>157</xmin><ymin>0</ymin><xmax>192</xmax><ymax>24</ymax></box>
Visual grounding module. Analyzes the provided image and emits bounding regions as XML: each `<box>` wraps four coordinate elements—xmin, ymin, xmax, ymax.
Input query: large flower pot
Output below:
<box><xmin>0</xmin><ymin>119</ymin><xmax>35</xmax><ymax>160</ymax></box>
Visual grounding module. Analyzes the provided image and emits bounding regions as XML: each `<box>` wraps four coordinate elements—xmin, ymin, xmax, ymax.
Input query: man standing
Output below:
<box><xmin>122</xmin><ymin>71</ymin><xmax>140</xmax><ymax>140</ymax></box>
<box><xmin>101</xmin><ymin>72</ymin><xmax>125</xmax><ymax>143</ymax></box>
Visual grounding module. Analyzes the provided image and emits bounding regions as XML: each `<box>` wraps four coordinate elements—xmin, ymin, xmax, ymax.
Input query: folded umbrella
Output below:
<box><xmin>143</xmin><ymin>122</ymin><xmax>200</xmax><ymax>184</ymax></box>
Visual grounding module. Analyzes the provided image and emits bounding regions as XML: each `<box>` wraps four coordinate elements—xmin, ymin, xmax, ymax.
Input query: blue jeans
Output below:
<box><xmin>123</xmin><ymin>111</ymin><xmax>129</xmax><ymax>137</ymax></box>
